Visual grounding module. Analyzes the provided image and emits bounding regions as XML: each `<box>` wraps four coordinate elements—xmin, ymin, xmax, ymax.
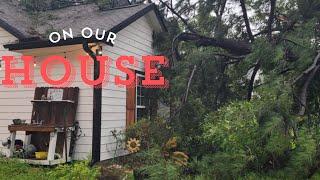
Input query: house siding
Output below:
<box><xmin>0</xmin><ymin>27</ymin><xmax>24</xmax><ymax>154</ymax></box>
<box><xmin>0</xmin><ymin>11</ymin><xmax>158</xmax><ymax>161</ymax></box>
<box><xmin>100</xmin><ymin>15</ymin><xmax>154</xmax><ymax>160</ymax></box>
<box><xmin>0</xmin><ymin>28</ymin><xmax>93</xmax><ymax>160</ymax></box>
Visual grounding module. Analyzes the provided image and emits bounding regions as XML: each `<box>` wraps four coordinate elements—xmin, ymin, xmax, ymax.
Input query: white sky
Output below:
<box><xmin>153</xmin><ymin>0</ymin><xmax>259</xmax><ymax>33</ymax></box>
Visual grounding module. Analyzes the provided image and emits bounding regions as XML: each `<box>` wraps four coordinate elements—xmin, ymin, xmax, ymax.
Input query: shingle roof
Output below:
<box><xmin>0</xmin><ymin>1</ymin><xmax>161</xmax><ymax>41</ymax></box>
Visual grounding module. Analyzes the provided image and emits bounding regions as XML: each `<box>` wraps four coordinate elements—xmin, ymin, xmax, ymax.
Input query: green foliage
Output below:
<box><xmin>149</xmin><ymin>0</ymin><xmax>320</xmax><ymax>178</ymax></box>
<box><xmin>189</xmin><ymin>152</ymin><xmax>249</xmax><ymax>179</ymax></box>
<box><xmin>0</xmin><ymin>158</ymin><xmax>47</xmax><ymax>180</ymax></box>
<box><xmin>173</xmin><ymin>98</ymin><xmax>207</xmax><ymax>155</ymax></box>
<box><xmin>281</xmin><ymin>128</ymin><xmax>318</xmax><ymax>178</ymax></box>
<box><xmin>136</xmin><ymin>160</ymin><xmax>180</xmax><ymax>180</ymax></box>
<box><xmin>247</xmin><ymin>38</ymin><xmax>277</xmax><ymax>72</ymax></box>
<box><xmin>203</xmin><ymin>101</ymin><xmax>259</xmax><ymax>152</ymax></box>
<box><xmin>0</xmin><ymin>159</ymin><xmax>100</xmax><ymax>180</ymax></box>
<box><xmin>47</xmin><ymin>160</ymin><xmax>100</xmax><ymax>179</ymax></box>
<box><xmin>125</xmin><ymin>118</ymin><xmax>173</xmax><ymax>149</ymax></box>
<box><xmin>131</xmin><ymin>146</ymin><xmax>182</xmax><ymax>180</ymax></box>
<box><xmin>297</xmin><ymin>0</ymin><xmax>320</xmax><ymax>19</ymax></box>
<box><xmin>198</xmin><ymin>85</ymin><xmax>320</xmax><ymax>178</ymax></box>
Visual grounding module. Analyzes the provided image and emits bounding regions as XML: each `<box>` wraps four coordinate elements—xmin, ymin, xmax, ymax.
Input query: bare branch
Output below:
<box><xmin>267</xmin><ymin>0</ymin><xmax>277</xmax><ymax>41</ymax></box>
<box><xmin>282</xmin><ymin>38</ymin><xmax>307</xmax><ymax>48</ymax></box>
<box><xmin>172</xmin><ymin>32</ymin><xmax>252</xmax><ymax>60</ymax></box>
<box><xmin>248</xmin><ymin>0</ymin><xmax>277</xmax><ymax>101</ymax></box>
<box><xmin>184</xmin><ymin>65</ymin><xmax>197</xmax><ymax>103</ymax></box>
<box><xmin>254</xmin><ymin>20</ymin><xmax>297</xmax><ymax>37</ymax></box>
<box><xmin>167</xmin><ymin>64</ymin><xmax>197</xmax><ymax>122</ymax></box>
<box><xmin>240</xmin><ymin>0</ymin><xmax>254</xmax><ymax>42</ymax></box>
<box><xmin>294</xmin><ymin>53</ymin><xmax>320</xmax><ymax>84</ymax></box>
<box><xmin>247</xmin><ymin>61</ymin><xmax>261</xmax><ymax>100</ymax></box>
<box><xmin>292</xmin><ymin>52</ymin><xmax>320</xmax><ymax>115</ymax></box>
<box><xmin>225</xmin><ymin>59</ymin><xmax>242</xmax><ymax>65</ymax></box>
<box><xmin>159</xmin><ymin>0</ymin><xmax>197</xmax><ymax>33</ymax></box>
<box><xmin>214</xmin><ymin>0</ymin><xmax>227</xmax><ymax>34</ymax></box>
<box><xmin>298</xmin><ymin>65</ymin><xmax>320</xmax><ymax>115</ymax></box>
<box><xmin>213</xmin><ymin>53</ymin><xmax>246</xmax><ymax>60</ymax></box>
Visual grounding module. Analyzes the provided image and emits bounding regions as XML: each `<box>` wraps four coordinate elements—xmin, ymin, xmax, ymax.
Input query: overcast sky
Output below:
<box><xmin>153</xmin><ymin>0</ymin><xmax>258</xmax><ymax>33</ymax></box>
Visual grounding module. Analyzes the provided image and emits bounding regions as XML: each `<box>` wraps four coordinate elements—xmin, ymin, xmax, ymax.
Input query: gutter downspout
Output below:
<box><xmin>82</xmin><ymin>41</ymin><xmax>102</xmax><ymax>166</ymax></box>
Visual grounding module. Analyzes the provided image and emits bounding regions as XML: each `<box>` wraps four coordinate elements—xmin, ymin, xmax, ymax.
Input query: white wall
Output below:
<box><xmin>0</xmin><ymin>27</ymin><xmax>23</xmax><ymax>155</ymax></box>
<box><xmin>0</xmin><ymin>12</ymin><xmax>158</xmax><ymax>161</ymax></box>
<box><xmin>0</xmin><ymin>30</ymin><xmax>93</xmax><ymax>160</ymax></box>
<box><xmin>100</xmin><ymin>15</ymin><xmax>154</xmax><ymax>160</ymax></box>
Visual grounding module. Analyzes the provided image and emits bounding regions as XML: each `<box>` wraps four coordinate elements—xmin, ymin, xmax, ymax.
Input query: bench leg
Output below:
<box><xmin>63</xmin><ymin>130</ymin><xmax>72</xmax><ymax>162</ymax></box>
<box><xmin>24</xmin><ymin>133</ymin><xmax>31</xmax><ymax>149</ymax></box>
<box><xmin>47</xmin><ymin>132</ymin><xmax>57</xmax><ymax>161</ymax></box>
<box><xmin>9</xmin><ymin>132</ymin><xmax>16</xmax><ymax>157</ymax></box>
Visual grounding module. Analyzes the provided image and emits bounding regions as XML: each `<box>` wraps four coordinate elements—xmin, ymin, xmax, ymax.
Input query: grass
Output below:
<box><xmin>0</xmin><ymin>158</ymin><xmax>100</xmax><ymax>180</ymax></box>
<box><xmin>0</xmin><ymin>158</ymin><xmax>47</xmax><ymax>180</ymax></box>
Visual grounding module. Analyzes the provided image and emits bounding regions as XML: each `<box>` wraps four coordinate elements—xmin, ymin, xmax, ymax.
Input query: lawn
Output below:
<box><xmin>0</xmin><ymin>158</ymin><xmax>99</xmax><ymax>180</ymax></box>
<box><xmin>0</xmin><ymin>157</ymin><xmax>136</xmax><ymax>180</ymax></box>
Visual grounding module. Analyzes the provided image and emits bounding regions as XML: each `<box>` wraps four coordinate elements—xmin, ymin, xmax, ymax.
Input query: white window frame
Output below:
<box><xmin>136</xmin><ymin>73</ymin><xmax>145</xmax><ymax>120</ymax></box>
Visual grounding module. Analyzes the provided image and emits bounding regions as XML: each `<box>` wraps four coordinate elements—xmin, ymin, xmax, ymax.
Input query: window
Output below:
<box><xmin>136</xmin><ymin>73</ymin><xmax>146</xmax><ymax>120</ymax></box>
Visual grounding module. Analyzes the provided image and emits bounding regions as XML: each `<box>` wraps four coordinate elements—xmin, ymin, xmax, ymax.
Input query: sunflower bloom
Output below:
<box><xmin>126</xmin><ymin>138</ymin><xmax>141</xmax><ymax>153</ymax></box>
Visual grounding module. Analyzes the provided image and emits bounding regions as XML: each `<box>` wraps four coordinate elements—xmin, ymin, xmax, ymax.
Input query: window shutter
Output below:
<box><xmin>126</xmin><ymin>86</ymin><xmax>136</xmax><ymax>126</ymax></box>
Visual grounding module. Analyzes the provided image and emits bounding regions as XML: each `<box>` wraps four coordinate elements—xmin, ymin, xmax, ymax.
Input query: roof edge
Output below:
<box><xmin>0</xmin><ymin>18</ymin><xmax>26</xmax><ymax>40</ymax></box>
<box><xmin>3</xmin><ymin>3</ymin><xmax>167</xmax><ymax>51</ymax></box>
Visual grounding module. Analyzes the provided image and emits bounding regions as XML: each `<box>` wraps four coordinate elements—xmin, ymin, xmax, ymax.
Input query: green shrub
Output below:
<box><xmin>198</xmin><ymin>152</ymin><xmax>248</xmax><ymax>179</ymax></box>
<box><xmin>125</xmin><ymin>118</ymin><xmax>173</xmax><ymax>149</ymax></box>
<box><xmin>134</xmin><ymin>157</ymin><xmax>180</xmax><ymax>180</ymax></box>
<box><xmin>47</xmin><ymin>160</ymin><xmax>100</xmax><ymax>179</ymax></box>
<box><xmin>0</xmin><ymin>158</ymin><xmax>100</xmax><ymax>179</ymax></box>
<box><xmin>121</xmin><ymin>145</ymin><xmax>182</xmax><ymax>179</ymax></box>
<box><xmin>202</xmin><ymin>101</ymin><xmax>259</xmax><ymax>153</ymax></box>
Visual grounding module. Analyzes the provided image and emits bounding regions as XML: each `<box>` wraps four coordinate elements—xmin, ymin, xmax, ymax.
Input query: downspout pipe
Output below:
<box><xmin>82</xmin><ymin>41</ymin><xmax>102</xmax><ymax>166</ymax></box>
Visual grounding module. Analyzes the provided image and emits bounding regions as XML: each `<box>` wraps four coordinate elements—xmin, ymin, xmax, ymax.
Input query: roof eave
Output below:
<box><xmin>0</xmin><ymin>18</ymin><xmax>26</xmax><ymax>40</ymax></box>
<box><xmin>3</xmin><ymin>3</ymin><xmax>167</xmax><ymax>51</ymax></box>
<box><xmin>3</xmin><ymin>36</ymin><xmax>110</xmax><ymax>51</ymax></box>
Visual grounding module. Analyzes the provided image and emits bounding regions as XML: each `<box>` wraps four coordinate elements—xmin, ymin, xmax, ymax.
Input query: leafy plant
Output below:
<box><xmin>46</xmin><ymin>160</ymin><xmax>100</xmax><ymax>179</ymax></box>
<box><xmin>125</xmin><ymin>118</ymin><xmax>173</xmax><ymax>150</ymax></box>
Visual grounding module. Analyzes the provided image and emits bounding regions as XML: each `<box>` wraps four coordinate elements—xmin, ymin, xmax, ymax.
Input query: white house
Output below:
<box><xmin>0</xmin><ymin>0</ymin><xmax>166</xmax><ymax>164</ymax></box>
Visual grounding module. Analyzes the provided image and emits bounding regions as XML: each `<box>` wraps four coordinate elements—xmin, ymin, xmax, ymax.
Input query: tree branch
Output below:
<box><xmin>254</xmin><ymin>20</ymin><xmax>297</xmax><ymax>37</ymax></box>
<box><xmin>159</xmin><ymin>0</ymin><xmax>197</xmax><ymax>33</ymax></box>
<box><xmin>294</xmin><ymin>52</ymin><xmax>320</xmax><ymax>115</ymax></box>
<box><xmin>247</xmin><ymin>62</ymin><xmax>261</xmax><ymax>100</ymax></box>
<box><xmin>267</xmin><ymin>0</ymin><xmax>277</xmax><ymax>41</ymax></box>
<box><xmin>167</xmin><ymin>64</ymin><xmax>197</xmax><ymax>122</ymax></box>
<box><xmin>282</xmin><ymin>38</ymin><xmax>307</xmax><ymax>48</ymax></box>
<box><xmin>213</xmin><ymin>53</ymin><xmax>246</xmax><ymax>60</ymax></box>
<box><xmin>298</xmin><ymin>65</ymin><xmax>320</xmax><ymax>115</ymax></box>
<box><xmin>294</xmin><ymin>53</ymin><xmax>320</xmax><ymax>84</ymax></box>
<box><xmin>172</xmin><ymin>32</ymin><xmax>252</xmax><ymax>60</ymax></box>
<box><xmin>240</xmin><ymin>0</ymin><xmax>254</xmax><ymax>42</ymax></box>
<box><xmin>184</xmin><ymin>65</ymin><xmax>197</xmax><ymax>103</ymax></box>
<box><xmin>248</xmin><ymin>0</ymin><xmax>277</xmax><ymax>101</ymax></box>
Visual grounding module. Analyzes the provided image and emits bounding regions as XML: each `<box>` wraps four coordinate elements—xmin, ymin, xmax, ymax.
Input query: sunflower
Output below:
<box><xmin>126</xmin><ymin>138</ymin><xmax>141</xmax><ymax>153</ymax></box>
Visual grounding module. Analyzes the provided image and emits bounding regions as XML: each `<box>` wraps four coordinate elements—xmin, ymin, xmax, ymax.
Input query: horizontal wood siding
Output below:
<box><xmin>100</xmin><ymin>16</ymin><xmax>154</xmax><ymax>160</ymax></box>
<box><xmin>0</xmin><ymin>27</ymin><xmax>25</xmax><ymax>153</ymax></box>
<box><xmin>0</xmin><ymin>12</ymin><xmax>157</xmax><ymax>161</ymax></box>
<box><xmin>0</xmin><ymin>30</ymin><xmax>93</xmax><ymax>160</ymax></box>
